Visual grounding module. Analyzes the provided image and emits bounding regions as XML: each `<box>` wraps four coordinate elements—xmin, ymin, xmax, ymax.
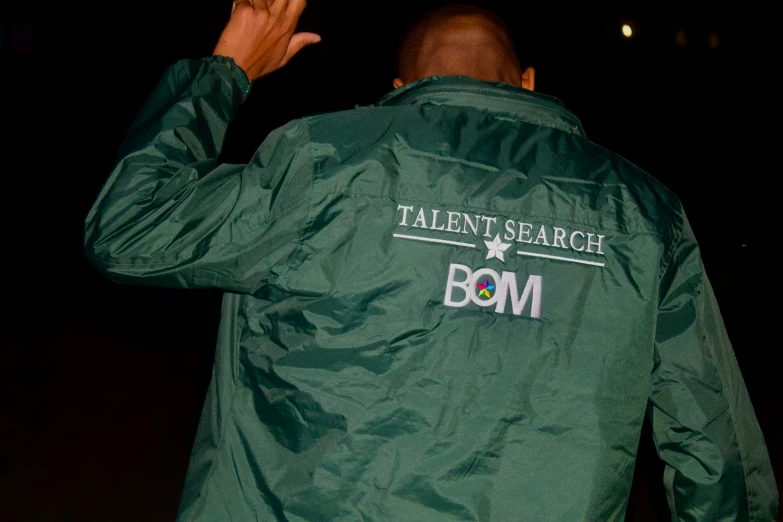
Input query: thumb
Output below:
<box><xmin>282</xmin><ymin>32</ymin><xmax>321</xmax><ymax>65</ymax></box>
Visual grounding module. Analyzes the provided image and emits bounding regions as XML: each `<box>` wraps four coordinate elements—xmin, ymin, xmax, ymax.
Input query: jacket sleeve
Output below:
<box><xmin>84</xmin><ymin>57</ymin><xmax>314</xmax><ymax>293</ymax></box>
<box><xmin>648</xmin><ymin>211</ymin><xmax>779</xmax><ymax>521</ymax></box>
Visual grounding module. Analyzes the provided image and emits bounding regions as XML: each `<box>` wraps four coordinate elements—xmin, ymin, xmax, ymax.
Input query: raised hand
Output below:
<box><xmin>213</xmin><ymin>0</ymin><xmax>320</xmax><ymax>81</ymax></box>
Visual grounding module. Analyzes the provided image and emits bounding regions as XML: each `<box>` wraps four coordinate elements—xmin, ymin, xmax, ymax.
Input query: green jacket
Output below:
<box><xmin>85</xmin><ymin>57</ymin><xmax>778</xmax><ymax>521</ymax></box>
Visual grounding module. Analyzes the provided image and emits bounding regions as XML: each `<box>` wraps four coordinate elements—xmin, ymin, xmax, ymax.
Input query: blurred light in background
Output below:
<box><xmin>675</xmin><ymin>29</ymin><xmax>688</xmax><ymax>47</ymax></box>
<box><xmin>708</xmin><ymin>32</ymin><xmax>720</xmax><ymax>49</ymax></box>
<box><xmin>622</xmin><ymin>24</ymin><xmax>633</xmax><ymax>37</ymax></box>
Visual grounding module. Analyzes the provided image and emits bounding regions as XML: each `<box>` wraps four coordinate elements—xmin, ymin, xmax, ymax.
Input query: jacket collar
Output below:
<box><xmin>374</xmin><ymin>75</ymin><xmax>586</xmax><ymax>138</ymax></box>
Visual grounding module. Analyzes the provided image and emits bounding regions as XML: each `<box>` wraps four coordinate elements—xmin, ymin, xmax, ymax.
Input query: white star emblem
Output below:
<box><xmin>484</xmin><ymin>234</ymin><xmax>512</xmax><ymax>262</ymax></box>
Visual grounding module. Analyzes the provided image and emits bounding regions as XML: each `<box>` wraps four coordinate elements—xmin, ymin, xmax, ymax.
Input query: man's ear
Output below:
<box><xmin>521</xmin><ymin>67</ymin><xmax>535</xmax><ymax>91</ymax></box>
<box><xmin>392</xmin><ymin>78</ymin><xmax>405</xmax><ymax>89</ymax></box>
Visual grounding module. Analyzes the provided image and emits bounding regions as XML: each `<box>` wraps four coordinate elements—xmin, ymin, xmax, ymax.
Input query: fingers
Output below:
<box><xmin>219</xmin><ymin>0</ymin><xmax>313</xmax><ymax>80</ymax></box>
<box><xmin>233</xmin><ymin>0</ymin><xmax>299</xmax><ymax>20</ymax></box>
<box><xmin>280</xmin><ymin>0</ymin><xmax>315</xmax><ymax>65</ymax></box>
<box><xmin>281</xmin><ymin>31</ymin><xmax>321</xmax><ymax>66</ymax></box>
<box><xmin>233</xmin><ymin>0</ymin><xmax>290</xmax><ymax>17</ymax></box>
<box><xmin>268</xmin><ymin>0</ymin><xmax>289</xmax><ymax>15</ymax></box>
<box><xmin>287</xmin><ymin>0</ymin><xmax>307</xmax><ymax>17</ymax></box>
<box><xmin>521</xmin><ymin>66</ymin><xmax>535</xmax><ymax>92</ymax></box>
<box><xmin>233</xmin><ymin>0</ymin><xmax>253</xmax><ymax>11</ymax></box>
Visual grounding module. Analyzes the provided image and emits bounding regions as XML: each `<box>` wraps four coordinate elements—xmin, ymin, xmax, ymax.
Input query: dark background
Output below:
<box><xmin>2</xmin><ymin>2</ymin><xmax>780</xmax><ymax>521</ymax></box>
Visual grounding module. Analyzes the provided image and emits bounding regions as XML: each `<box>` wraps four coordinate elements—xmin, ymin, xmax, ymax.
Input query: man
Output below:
<box><xmin>85</xmin><ymin>1</ymin><xmax>778</xmax><ymax>520</ymax></box>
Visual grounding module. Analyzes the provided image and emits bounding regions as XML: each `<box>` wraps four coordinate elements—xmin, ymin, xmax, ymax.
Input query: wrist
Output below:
<box><xmin>209</xmin><ymin>55</ymin><xmax>252</xmax><ymax>101</ymax></box>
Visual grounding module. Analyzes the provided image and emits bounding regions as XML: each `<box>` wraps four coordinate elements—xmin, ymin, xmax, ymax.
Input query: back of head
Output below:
<box><xmin>394</xmin><ymin>4</ymin><xmax>534</xmax><ymax>90</ymax></box>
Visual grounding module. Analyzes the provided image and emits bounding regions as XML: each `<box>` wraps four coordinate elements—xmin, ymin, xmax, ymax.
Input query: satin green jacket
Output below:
<box><xmin>85</xmin><ymin>57</ymin><xmax>778</xmax><ymax>521</ymax></box>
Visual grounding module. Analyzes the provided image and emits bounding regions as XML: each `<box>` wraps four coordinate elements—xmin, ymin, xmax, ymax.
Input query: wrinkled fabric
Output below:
<box><xmin>84</xmin><ymin>57</ymin><xmax>778</xmax><ymax>521</ymax></box>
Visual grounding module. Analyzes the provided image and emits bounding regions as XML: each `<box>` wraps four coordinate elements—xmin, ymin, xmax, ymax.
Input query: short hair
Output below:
<box><xmin>396</xmin><ymin>3</ymin><xmax>519</xmax><ymax>77</ymax></box>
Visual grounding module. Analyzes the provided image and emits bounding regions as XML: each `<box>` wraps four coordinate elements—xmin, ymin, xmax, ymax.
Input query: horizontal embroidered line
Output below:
<box><xmin>516</xmin><ymin>250</ymin><xmax>605</xmax><ymax>267</ymax></box>
<box><xmin>393</xmin><ymin>233</ymin><xmax>476</xmax><ymax>248</ymax></box>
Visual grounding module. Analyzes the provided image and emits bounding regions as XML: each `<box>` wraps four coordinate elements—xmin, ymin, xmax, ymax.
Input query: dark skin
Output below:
<box><xmin>392</xmin><ymin>5</ymin><xmax>535</xmax><ymax>91</ymax></box>
<box><xmin>213</xmin><ymin>2</ymin><xmax>533</xmax><ymax>92</ymax></box>
<box><xmin>213</xmin><ymin>0</ymin><xmax>320</xmax><ymax>82</ymax></box>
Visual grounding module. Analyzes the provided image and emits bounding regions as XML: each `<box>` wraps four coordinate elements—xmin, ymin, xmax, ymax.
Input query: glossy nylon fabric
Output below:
<box><xmin>84</xmin><ymin>57</ymin><xmax>778</xmax><ymax>521</ymax></box>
